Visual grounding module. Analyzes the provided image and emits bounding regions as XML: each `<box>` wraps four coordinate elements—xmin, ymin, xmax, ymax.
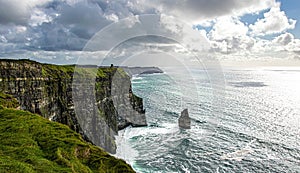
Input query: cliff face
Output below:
<box><xmin>111</xmin><ymin>69</ymin><xmax>147</xmax><ymax>130</ymax></box>
<box><xmin>0</xmin><ymin>59</ymin><xmax>146</xmax><ymax>154</ymax></box>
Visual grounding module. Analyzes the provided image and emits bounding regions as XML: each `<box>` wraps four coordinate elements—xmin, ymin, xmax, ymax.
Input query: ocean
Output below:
<box><xmin>114</xmin><ymin>67</ymin><xmax>300</xmax><ymax>173</ymax></box>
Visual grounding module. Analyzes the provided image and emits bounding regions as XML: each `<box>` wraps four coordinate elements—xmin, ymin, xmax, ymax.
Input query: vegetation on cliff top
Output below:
<box><xmin>0</xmin><ymin>93</ymin><xmax>135</xmax><ymax>173</ymax></box>
<box><xmin>0</xmin><ymin>59</ymin><xmax>124</xmax><ymax>80</ymax></box>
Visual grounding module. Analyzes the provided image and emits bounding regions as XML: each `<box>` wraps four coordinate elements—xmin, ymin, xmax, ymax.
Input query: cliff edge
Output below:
<box><xmin>0</xmin><ymin>59</ymin><xmax>146</xmax><ymax>154</ymax></box>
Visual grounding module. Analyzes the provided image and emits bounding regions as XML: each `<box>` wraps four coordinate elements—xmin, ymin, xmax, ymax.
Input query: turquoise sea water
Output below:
<box><xmin>115</xmin><ymin>67</ymin><xmax>300</xmax><ymax>173</ymax></box>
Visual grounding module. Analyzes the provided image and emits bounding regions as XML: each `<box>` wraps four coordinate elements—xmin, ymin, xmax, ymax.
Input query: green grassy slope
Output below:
<box><xmin>0</xmin><ymin>93</ymin><xmax>135</xmax><ymax>173</ymax></box>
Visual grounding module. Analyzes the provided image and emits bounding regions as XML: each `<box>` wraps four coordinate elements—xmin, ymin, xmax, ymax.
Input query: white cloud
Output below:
<box><xmin>250</xmin><ymin>2</ymin><xmax>296</xmax><ymax>36</ymax></box>
<box><xmin>207</xmin><ymin>16</ymin><xmax>255</xmax><ymax>54</ymax></box>
<box><xmin>273</xmin><ymin>33</ymin><xmax>294</xmax><ymax>45</ymax></box>
<box><xmin>268</xmin><ymin>33</ymin><xmax>300</xmax><ymax>54</ymax></box>
<box><xmin>218</xmin><ymin>32</ymin><xmax>300</xmax><ymax>62</ymax></box>
<box><xmin>286</xmin><ymin>39</ymin><xmax>300</xmax><ymax>52</ymax></box>
<box><xmin>196</xmin><ymin>20</ymin><xmax>214</xmax><ymax>28</ymax></box>
<box><xmin>201</xmin><ymin>2</ymin><xmax>298</xmax><ymax>62</ymax></box>
<box><xmin>208</xmin><ymin>17</ymin><xmax>248</xmax><ymax>40</ymax></box>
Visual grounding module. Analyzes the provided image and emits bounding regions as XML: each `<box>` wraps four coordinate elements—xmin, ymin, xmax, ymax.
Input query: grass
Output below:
<box><xmin>0</xmin><ymin>93</ymin><xmax>135</xmax><ymax>173</ymax></box>
<box><xmin>41</xmin><ymin>64</ymin><xmax>75</xmax><ymax>79</ymax></box>
<box><xmin>0</xmin><ymin>59</ymin><xmax>127</xmax><ymax>81</ymax></box>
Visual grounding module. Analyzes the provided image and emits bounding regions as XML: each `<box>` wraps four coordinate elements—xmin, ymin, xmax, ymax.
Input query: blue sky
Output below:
<box><xmin>0</xmin><ymin>0</ymin><xmax>299</xmax><ymax>65</ymax></box>
<box><xmin>242</xmin><ymin>0</ymin><xmax>300</xmax><ymax>39</ymax></box>
<box><xmin>281</xmin><ymin>0</ymin><xmax>300</xmax><ymax>38</ymax></box>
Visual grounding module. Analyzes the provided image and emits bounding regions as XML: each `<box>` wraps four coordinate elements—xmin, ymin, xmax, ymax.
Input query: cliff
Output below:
<box><xmin>0</xmin><ymin>93</ymin><xmax>135</xmax><ymax>172</ymax></box>
<box><xmin>110</xmin><ymin>69</ymin><xmax>147</xmax><ymax>130</ymax></box>
<box><xmin>0</xmin><ymin>59</ymin><xmax>146</xmax><ymax>154</ymax></box>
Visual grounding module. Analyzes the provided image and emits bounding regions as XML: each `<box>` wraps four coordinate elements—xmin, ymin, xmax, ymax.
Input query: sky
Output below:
<box><xmin>0</xmin><ymin>0</ymin><xmax>299</xmax><ymax>66</ymax></box>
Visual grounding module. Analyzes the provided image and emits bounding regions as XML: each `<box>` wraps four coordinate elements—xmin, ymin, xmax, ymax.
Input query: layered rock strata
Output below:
<box><xmin>0</xmin><ymin>59</ymin><xmax>146</xmax><ymax>153</ymax></box>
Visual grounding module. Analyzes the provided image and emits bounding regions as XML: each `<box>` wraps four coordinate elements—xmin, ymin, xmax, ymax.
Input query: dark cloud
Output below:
<box><xmin>0</xmin><ymin>0</ymin><xmax>150</xmax><ymax>52</ymax></box>
<box><xmin>30</xmin><ymin>23</ymin><xmax>86</xmax><ymax>51</ymax></box>
<box><xmin>57</xmin><ymin>1</ymin><xmax>112</xmax><ymax>39</ymax></box>
<box><xmin>0</xmin><ymin>0</ymin><xmax>31</xmax><ymax>25</ymax></box>
<box><xmin>161</xmin><ymin>0</ymin><xmax>240</xmax><ymax>17</ymax></box>
<box><xmin>149</xmin><ymin>0</ymin><xmax>274</xmax><ymax>22</ymax></box>
<box><xmin>0</xmin><ymin>0</ymin><xmax>53</xmax><ymax>25</ymax></box>
<box><xmin>0</xmin><ymin>1</ymin><xmax>117</xmax><ymax>51</ymax></box>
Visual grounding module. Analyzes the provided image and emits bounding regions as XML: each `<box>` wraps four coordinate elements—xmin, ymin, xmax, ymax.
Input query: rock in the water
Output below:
<box><xmin>178</xmin><ymin>109</ymin><xmax>191</xmax><ymax>129</ymax></box>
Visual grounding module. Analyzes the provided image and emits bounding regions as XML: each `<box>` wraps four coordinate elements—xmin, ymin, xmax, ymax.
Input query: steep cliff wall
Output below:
<box><xmin>111</xmin><ymin>69</ymin><xmax>147</xmax><ymax>130</ymax></box>
<box><xmin>0</xmin><ymin>59</ymin><xmax>146</xmax><ymax>154</ymax></box>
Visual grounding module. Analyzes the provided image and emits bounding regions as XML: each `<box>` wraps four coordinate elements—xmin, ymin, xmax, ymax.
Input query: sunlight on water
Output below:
<box><xmin>115</xmin><ymin>67</ymin><xmax>300</xmax><ymax>172</ymax></box>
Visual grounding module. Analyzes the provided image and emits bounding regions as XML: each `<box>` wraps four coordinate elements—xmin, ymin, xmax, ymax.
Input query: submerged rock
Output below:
<box><xmin>178</xmin><ymin>109</ymin><xmax>191</xmax><ymax>129</ymax></box>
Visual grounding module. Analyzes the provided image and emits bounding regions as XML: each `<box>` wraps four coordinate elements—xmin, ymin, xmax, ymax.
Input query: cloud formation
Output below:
<box><xmin>274</xmin><ymin>33</ymin><xmax>294</xmax><ymax>45</ymax></box>
<box><xmin>0</xmin><ymin>0</ymin><xmax>52</xmax><ymax>25</ymax></box>
<box><xmin>250</xmin><ymin>2</ymin><xmax>296</xmax><ymax>36</ymax></box>
<box><xmin>0</xmin><ymin>0</ymin><xmax>299</xmax><ymax>64</ymax></box>
<box><xmin>145</xmin><ymin>0</ymin><xmax>276</xmax><ymax>23</ymax></box>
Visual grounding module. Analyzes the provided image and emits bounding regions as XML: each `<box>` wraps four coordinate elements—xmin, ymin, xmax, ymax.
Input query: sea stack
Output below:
<box><xmin>178</xmin><ymin>109</ymin><xmax>191</xmax><ymax>129</ymax></box>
